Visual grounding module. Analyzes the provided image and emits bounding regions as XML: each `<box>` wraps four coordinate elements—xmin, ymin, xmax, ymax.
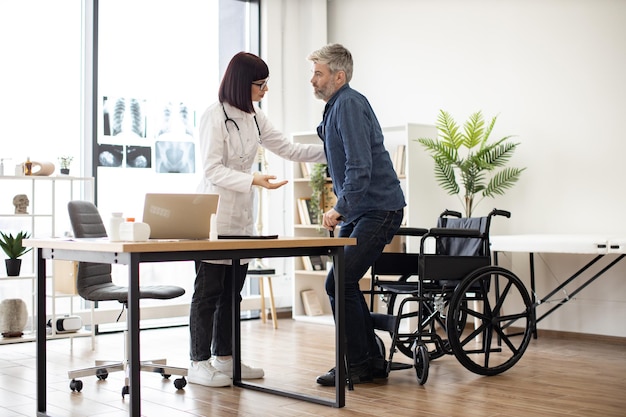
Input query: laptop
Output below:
<box><xmin>142</xmin><ymin>193</ymin><xmax>219</xmax><ymax>239</ymax></box>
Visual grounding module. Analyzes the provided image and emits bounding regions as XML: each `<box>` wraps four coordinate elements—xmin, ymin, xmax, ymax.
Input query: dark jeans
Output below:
<box><xmin>325</xmin><ymin>209</ymin><xmax>404</xmax><ymax>366</ymax></box>
<box><xmin>189</xmin><ymin>261</ymin><xmax>248</xmax><ymax>361</ymax></box>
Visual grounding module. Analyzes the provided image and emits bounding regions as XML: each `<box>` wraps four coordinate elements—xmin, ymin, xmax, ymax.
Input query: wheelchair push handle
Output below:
<box><xmin>440</xmin><ymin>209</ymin><xmax>462</xmax><ymax>218</ymax></box>
<box><xmin>442</xmin><ymin>208</ymin><xmax>510</xmax><ymax>219</ymax></box>
<box><xmin>490</xmin><ymin>208</ymin><xmax>511</xmax><ymax>218</ymax></box>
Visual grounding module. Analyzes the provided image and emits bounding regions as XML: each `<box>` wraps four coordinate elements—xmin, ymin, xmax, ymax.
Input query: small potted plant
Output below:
<box><xmin>0</xmin><ymin>231</ymin><xmax>32</xmax><ymax>276</ymax></box>
<box><xmin>58</xmin><ymin>156</ymin><xmax>73</xmax><ymax>175</ymax></box>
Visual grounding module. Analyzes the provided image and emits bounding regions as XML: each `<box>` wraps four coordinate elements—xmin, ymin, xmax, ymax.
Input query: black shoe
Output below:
<box><xmin>371</xmin><ymin>360</ymin><xmax>389</xmax><ymax>379</ymax></box>
<box><xmin>316</xmin><ymin>363</ymin><xmax>373</xmax><ymax>386</ymax></box>
<box><xmin>316</xmin><ymin>368</ymin><xmax>338</xmax><ymax>386</ymax></box>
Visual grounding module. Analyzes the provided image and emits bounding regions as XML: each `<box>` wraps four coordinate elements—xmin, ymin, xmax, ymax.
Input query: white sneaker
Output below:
<box><xmin>211</xmin><ymin>357</ymin><xmax>264</xmax><ymax>379</ymax></box>
<box><xmin>187</xmin><ymin>360</ymin><xmax>231</xmax><ymax>387</ymax></box>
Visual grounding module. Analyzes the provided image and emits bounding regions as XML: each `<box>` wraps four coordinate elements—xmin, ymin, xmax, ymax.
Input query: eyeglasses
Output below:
<box><xmin>252</xmin><ymin>78</ymin><xmax>269</xmax><ymax>90</ymax></box>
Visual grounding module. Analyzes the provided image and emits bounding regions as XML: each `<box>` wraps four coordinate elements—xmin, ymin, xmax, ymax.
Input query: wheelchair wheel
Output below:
<box><xmin>447</xmin><ymin>266</ymin><xmax>533</xmax><ymax>376</ymax></box>
<box><xmin>412</xmin><ymin>341</ymin><xmax>429</xmax><ymax>385</ymax></box>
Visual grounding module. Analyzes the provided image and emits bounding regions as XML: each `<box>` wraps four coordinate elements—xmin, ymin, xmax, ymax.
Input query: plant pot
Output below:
<box><xmin>5</xmin><ymin>258</ymin><xmax>22</xmax><ymax>276</ymax></box>
<box><xmin>60</xmin><ymin>168</ymin><xmax>70</xmax><ymax>175</ymax></box>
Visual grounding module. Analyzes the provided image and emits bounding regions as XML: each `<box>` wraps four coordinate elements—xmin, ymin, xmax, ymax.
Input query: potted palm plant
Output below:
<box><xmin>0</xmin><ymin>231</ymin><xmax>32</xmax><ymax>276</ymax></box>
<box><xmin>417</xmin><ymin>110</ymin><xmax>525</xmax><ymax>217</ymax></box>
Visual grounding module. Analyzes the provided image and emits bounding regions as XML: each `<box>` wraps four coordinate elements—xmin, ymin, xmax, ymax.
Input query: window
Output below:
<box><xmin>96</xmin><ymin>0</ymin><xmax>221</xmax><ymax>218</ymax></box>
<box><xmin>95</xmin><ymin>0</ymin><xmax>260</xmax><ymax>317</ymax></box>
<box><xmin>0</xmin><ymin>1</ymin><xmax>82</xmax><ymax>178</ymax></box>
<box><xmin>0</xmin><ymin>0</ymin><xmax>260</xmax><ymax>332</ymax></box>
<box><xmin>95</xmin><ymin>0</ymin><xmax>260</xmax><ymax>217</ymax></box>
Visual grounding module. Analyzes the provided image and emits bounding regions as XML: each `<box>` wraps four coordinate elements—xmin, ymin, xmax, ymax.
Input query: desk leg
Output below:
<box><xmin>128</xmin><ymin>255</ymin><xmax>141</xmax><ymax>417</ymax></box>
<box><xmin>529</xmin><ymin>253</ymin><xmax>537</xmax><ymax>339</ymax></box>
<box><xmin>333</xmin><ymin>247</ymin><xmax>346</xmax><ymax>408</ymax></box>
<box><xmin>36</xmin><ymin>248</ymin><xmax>48</xmax><ymax>416</ymax></box>
<box><xmin>227</xmin><ymin>248</ymin><xmax>345</xmax><ymax>407</ymax></box>
<box><xmin>232</xmin><ymin>259</ymin><xmax>243</xmax><ymax>385</ymax></box>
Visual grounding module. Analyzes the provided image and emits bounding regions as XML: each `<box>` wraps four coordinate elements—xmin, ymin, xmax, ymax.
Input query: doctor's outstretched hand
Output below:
<box><xmin>252</xmin><ymin>173</ymin><xmax>289</xmax><ymax>190</ymax></box>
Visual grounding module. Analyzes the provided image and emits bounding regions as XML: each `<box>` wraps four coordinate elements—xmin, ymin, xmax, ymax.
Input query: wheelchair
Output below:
<box><xmin>366</xmin><ymin>209</ymin><xmax>533</xmax><ymax>385</ymax></box>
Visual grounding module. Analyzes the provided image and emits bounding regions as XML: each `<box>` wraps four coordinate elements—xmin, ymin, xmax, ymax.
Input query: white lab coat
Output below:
<box><xmin>197</xmin><ymin>101</ymin><xmax>325</xmax><ymax>244</ymax></box>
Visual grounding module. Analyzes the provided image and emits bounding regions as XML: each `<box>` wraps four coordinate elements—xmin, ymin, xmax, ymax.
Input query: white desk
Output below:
<box><xmin>491</xmin><ymin>234</ymin><xmax>626</xmax><ymax>336</ymax></box>
<box><xmin>26</xmin><ymin>237</ymin><xmax>355</xmax><ymax>417</ymax></box>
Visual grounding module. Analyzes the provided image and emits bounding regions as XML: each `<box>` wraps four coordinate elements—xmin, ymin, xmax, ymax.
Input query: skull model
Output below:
<box><xmin>13</xmin><ymin>194</ymin><xmax>29</xmax><ymax>214</ymax></box>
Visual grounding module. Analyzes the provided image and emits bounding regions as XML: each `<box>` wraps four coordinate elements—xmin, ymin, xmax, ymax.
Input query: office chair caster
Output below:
<box><xmin>96</xmin><ymin>368</ymin><xmax>108</xmax><ymax>380</ymax></box>
<box><xmin>412</xmin><ymin>341</ymin><xmax>429</xmax><ymax>385</ymax></box>
<box><xmin>122</xmin><ymin>385</ymin><xmax>130</xmax><ymax>397</ymax></box>
<box><xmin>69</xmin><ymin>379</ymin><xmax>83</xmax><ymax>392</ymax></box>
<box><xmin>174</xmin><ymin>377</ymin><xmax>187</xmax><ymax>390</ymax></box>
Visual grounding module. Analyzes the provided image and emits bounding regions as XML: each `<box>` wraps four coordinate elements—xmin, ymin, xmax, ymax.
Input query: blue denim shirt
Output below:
<box><xmin>317</xmin><ymin>84</ymin><xmax>406</xmax><ymax>224</ymax></box>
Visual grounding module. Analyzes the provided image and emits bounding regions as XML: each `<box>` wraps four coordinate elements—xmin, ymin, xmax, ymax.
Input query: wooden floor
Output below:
<box><xmin>0</xmin><ymin>319</ymin><xmax>625</xmax><ymax>417</ymax></box>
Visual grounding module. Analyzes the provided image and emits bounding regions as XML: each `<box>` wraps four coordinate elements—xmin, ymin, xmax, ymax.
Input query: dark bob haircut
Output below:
<box><xmin>219</xmin><ymin>52</ymin><xmax>269</xmax><ymax>113</ymax></box>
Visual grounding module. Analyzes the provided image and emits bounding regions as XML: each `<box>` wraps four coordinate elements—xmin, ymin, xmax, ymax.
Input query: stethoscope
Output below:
<box><xmin>222</xmin><ymin>104</ymin><xmax>262</xmax><ymax>159</ymax></box>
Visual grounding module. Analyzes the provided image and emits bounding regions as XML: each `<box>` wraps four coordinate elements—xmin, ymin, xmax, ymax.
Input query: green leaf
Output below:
<box><xmin>0</xmin><ymin>231</ymin><xmax>32</xmax><ymax>259</ymax></box>
<box><xmin>433</xmin><ymin>157</ymin><xmax>459</xmax><ymax>195</ymax></box>
<box><xmin>483</xmin><ymin>167</ymin><xmax>526</xmax><ymax>197</ymax></box>
<box><xmin>436</xmin><ymin>110</ymin><xmax>463</xmax><ymax>150</ymax></box>
<box><xmin>463</xmin><ymin>111</ymin><xmax>485</xmax><ymax>149</ymax></box>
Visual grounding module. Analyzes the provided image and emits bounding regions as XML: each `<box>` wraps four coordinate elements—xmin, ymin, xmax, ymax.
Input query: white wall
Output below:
<box><xmin>327</xmin><ymin>0</ymin><xmax>626</xmax><ymax>235</ymax></box>
<box><xmin>264</xmin><ymin>0</ymin><xmax>626</xmax><ymax>337</ymax></box>
<box><xmin>327</xmin><ymin>0</ymin><xmax>626</xmax><ymax>337</ymax></box>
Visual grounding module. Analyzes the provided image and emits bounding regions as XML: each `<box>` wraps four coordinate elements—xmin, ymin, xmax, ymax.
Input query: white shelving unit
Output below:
<box><xmin>290</xmin><ymin>131</ymin><xmax>333</xmax><ymax>325</ymax></box>
<box><xmin>290</xmin><ymin>123</ymin><xmax>437</xmax><ymax>325</ymax></box>
<box><xmin>0</xmin><ymin>175</ymin><xmax>95</xmax><ymax>344</ymax></box>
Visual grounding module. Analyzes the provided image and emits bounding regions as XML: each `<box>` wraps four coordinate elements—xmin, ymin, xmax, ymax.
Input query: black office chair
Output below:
<box><xmin>66</xmin><ymin>200</ymin><xmax>187</xmax><ymax>396</ymax></box>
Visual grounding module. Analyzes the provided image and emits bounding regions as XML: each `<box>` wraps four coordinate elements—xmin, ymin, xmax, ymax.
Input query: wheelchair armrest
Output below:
<box><xmin>395</xmin><ymin>227</ymin><xmax>428</xmax><ymax>237</ymax></box>
<box><xmin>426</xmin><ymin>227</ymin><xmax>482</xmax><ymax>238</ymax></box>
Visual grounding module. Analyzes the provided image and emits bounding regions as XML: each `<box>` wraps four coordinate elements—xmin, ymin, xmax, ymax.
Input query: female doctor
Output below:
<box><xmin>188</xmin><ymin>52</ymin><xmax>326</xmax><ymax>388</ymax></box>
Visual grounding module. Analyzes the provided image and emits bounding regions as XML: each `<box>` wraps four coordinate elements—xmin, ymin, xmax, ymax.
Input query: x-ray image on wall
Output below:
<box><xmin>102</xmin><ymin>96</ymin><xmax>147</xmax><ymax>139</ymax></box>
<box><xmin>155</xmin><ymin>101</ymin><xmax>196</xmax><ymax>140</ymax></box>
<box><xmin>126</xmin><ymin>145</ymin><xmax>152</xmax><ymax>168</ymax></box>
<box><xmin>98</xmin><ymin>144</ymin><xmax>124</xmax><ymax>167</ymax></box>
<box><xmin>155</xmin><ymin>141</ymin><xmax>195</xmax><ymax>173</ymax></box>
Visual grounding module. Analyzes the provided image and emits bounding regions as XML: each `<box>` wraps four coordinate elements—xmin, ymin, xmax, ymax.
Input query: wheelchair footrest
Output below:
<box><xmin>390</xmin><ymin>362</ymin><xmax>413</xmax><ymax>371</ymax></box>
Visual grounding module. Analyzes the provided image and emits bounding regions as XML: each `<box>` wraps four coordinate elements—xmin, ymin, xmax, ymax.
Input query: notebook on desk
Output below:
<box><xmin>142</xmin><ymin>193</ymin><xmax>219</xmax><ymax>239</ymax></box>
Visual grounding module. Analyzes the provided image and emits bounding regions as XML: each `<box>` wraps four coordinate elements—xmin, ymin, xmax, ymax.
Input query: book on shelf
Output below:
<box><xmin>309</xmin><ymin>255</ymin><xmax>326</xmax><ymax>271</ymax></box>
<box><xmin>392</xmin><ymin>144</ymin><xmax>406</xmax><ymax>176</ymax></box>
<box><xmin>299</xmin><ymin>162</ymin><xmax>311</xmax><ymax>178</ymax></box>
<box><xmin>297</xmin><ymin>197</ymin><xmax>321</xmax><ymax>225</ymax></box>
<box><xmin>297</xmin><ymin>197</ymin><xmax>311</xmax><ymax>225</ymax></box>
<box><xmin>301</xmin><ymin>289</ymin><xmax>324</xmax><ymax>316</ymax></box>
<box><xmin>301</xmin><ymin>256</ymin><xmax>314</xmax><ymax>271</ymax></box>
<box><xmin>301</xmin><ymin>255</ymin><xmax>328</xmax><ymax>271</ymax></box>
<box><xmin>304</xmin><ymin>198</ymin><xmax>320</xmax><ymax>225</ymax></box>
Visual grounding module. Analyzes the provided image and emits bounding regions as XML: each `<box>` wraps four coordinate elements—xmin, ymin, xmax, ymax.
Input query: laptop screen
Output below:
<box><xmin>142</xmin><ymin>193</ymin><xmax>219</xmax><ymax>239</ymax></box>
